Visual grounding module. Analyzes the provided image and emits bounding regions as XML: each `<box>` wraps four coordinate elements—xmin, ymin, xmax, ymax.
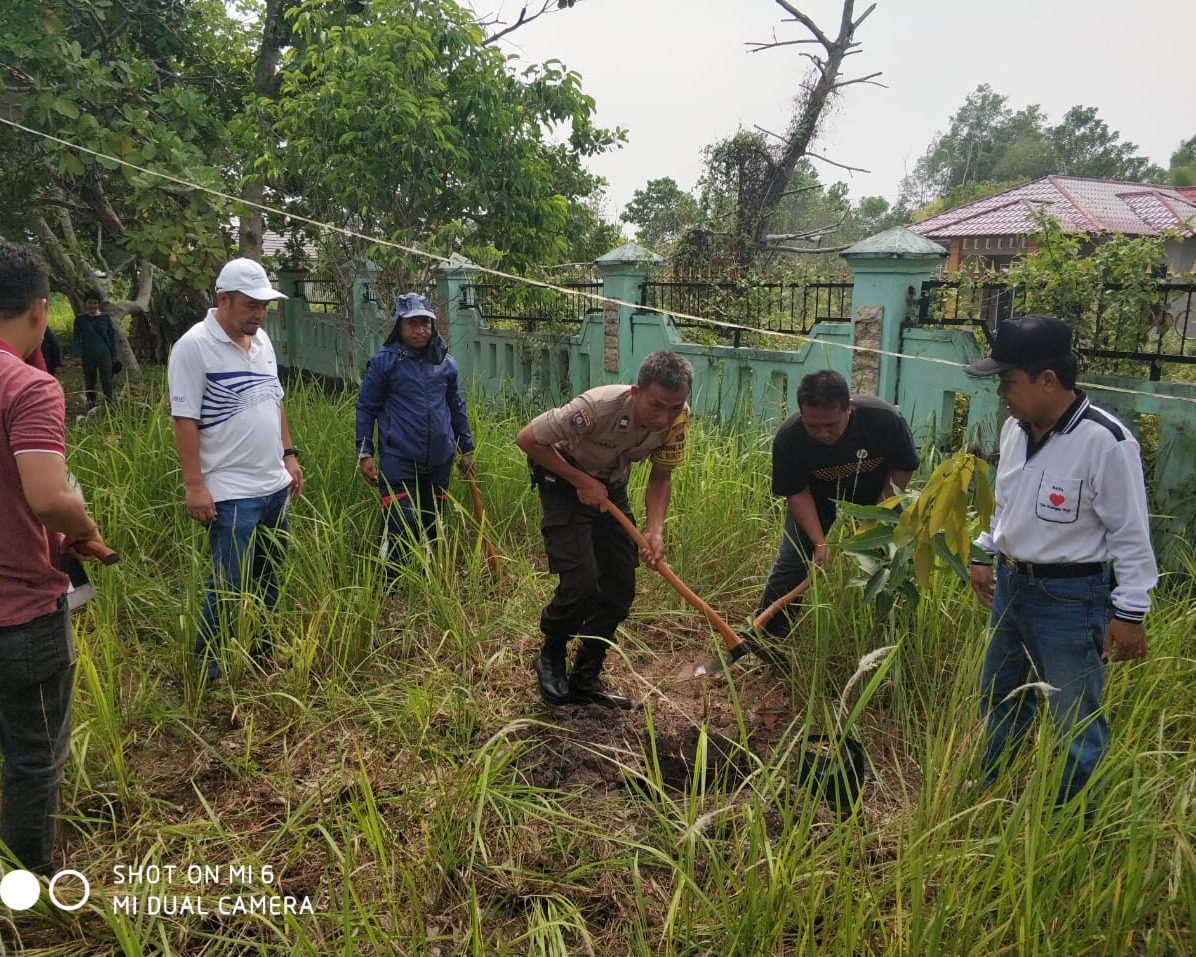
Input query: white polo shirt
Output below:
<box><xmin>167</xmin><ymin>310</ymin><xmax>291</xmax><ymax>502</ymax></box>
<box><xmin>976</xmin><ymin>392</ymin><xmax>1157</xmax><ymax>622</ymax></box>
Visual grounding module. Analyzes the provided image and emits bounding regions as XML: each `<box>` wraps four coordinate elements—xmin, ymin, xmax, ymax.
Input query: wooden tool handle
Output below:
<box><xmin>753</xmin><ymin>578</ymin><xmax>810</xmax><ymax>631</ymax></box>
<box><xmin>603</xmin><ymin>504</ymin><xmax>742</xmax><ymax>651</ymax></box>
<box><xmin>464</xmin><ymin>469</ymin><xmax>502</xmax><ymax>578</ymax></box>
<box><xmin>74</xmin><ymin>540</ymin><xmax>119</xmax><ymax>565</ymax></box>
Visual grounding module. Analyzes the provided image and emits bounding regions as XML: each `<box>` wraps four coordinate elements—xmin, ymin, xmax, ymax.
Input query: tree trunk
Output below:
<box><xmin>748</xmin><ymin>1</ymin><xmax>879</xmax><ymax>256</ymax></box>
<box><xmin>104</xmin><ymin>261</ymin><xmax>154</xmax><ymax>383</ymax></box>
<box><xmin>239</xmin><ymin>0</ymin><xmax>293</xmax><ymax>261</ymax></box>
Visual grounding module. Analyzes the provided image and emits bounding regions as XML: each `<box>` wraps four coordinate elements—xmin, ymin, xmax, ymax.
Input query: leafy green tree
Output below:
<box><xmin>902</xmin><ymin>87</ymin><xmax>1165</xmax><ymax>213</ymax></box>
<box><xmin>0</xmin><ymin>0</ymin><xmax>252</xmax><ymax>370</ymax></box>
<box><xmin>840</xmin><ymin>195</ymin><xmax>909</xmax><ymax>242</ymax></box>
<box><xmin>1047</xmin><ymin>106</ymin><xmax>1164</xmax><ymax>181</ymax></box>
<box><xmin>620</xmin><ymin>178</ymin><xmax>702</xmax><ymax>253</ymax></box>
<box><xmin>1168</xmin><ymin>134</ymin><xmax>1196</xmax><ymax>187</ymax></box>
<box><xmin>260</xmin><ymin>0</ymin><xmax>621</xmax><ymax>286</ymax></box>
<box><xmin>1004</xmin><ymin>212</ymin><xmax>1174</xmax><ymax>368</ymax></box>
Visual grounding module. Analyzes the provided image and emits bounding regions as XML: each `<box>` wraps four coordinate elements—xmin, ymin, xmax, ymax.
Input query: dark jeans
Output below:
<box><xmin>980</xmin><ymin>563</ymin><xmax>1112</xmax><ymax>806</ymax></box>
<box><xmin>0</xmin><ymin>599</ymin><xmax>75</xmax><ymax>875</ymax></box>
<box><xmin>755</xmin><ymin>511</ymin><xmax>826</xmax><ymax>639</ymax></box>
<box><xmin>81</xmin><ymin>355</ymin><xmax>114</xmax><ymax>407</ymax></box>
<box><xmin>378</xmin><ymin>458</ymin><xmax>453</xmax><ymax>562</ymax></box>
<box><xmin>537</xmin><ymin>478</ymin><xmax>638</xmax><ymax>646</ymax></box>
<box><xmin>196</xmin><ymin>486</ymin><xmax>290</xmax><ymax>680</ymax></box>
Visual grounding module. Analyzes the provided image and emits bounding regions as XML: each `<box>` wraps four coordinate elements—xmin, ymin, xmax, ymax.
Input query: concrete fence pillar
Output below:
<box><xmin>435</xmin><ymin>254</ymin><xmax>482</xmax><ymax>381</ymax></box>
<box><xmin>594</xmin><ymin>241</ymin><xmax>666</xmax><ymax>383</ymax></box>
<box><xmin>841</xmin><ymin>227</ymin><xmax>948</xmax><ymax>404</ymax></box>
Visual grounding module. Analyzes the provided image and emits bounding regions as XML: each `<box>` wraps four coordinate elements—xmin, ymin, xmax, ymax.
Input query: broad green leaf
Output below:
<box><xmin>934</xmin><ymin>533</ymin><xmax>970</xmax><ymax>583</ymax></box>
<box><xmin>835</xmin><ymin>502</ymin><xmax>901</xmax><ymax>523</ymax></box>
<box><xmin>861</xmin><ymin>566</ymin><xmax>891</xmax><ymax>604</ymax></box>
<box><xmin>838</xmin><ymin>526</ymin><xmax>897</xmax><ymax>553</ymax></box>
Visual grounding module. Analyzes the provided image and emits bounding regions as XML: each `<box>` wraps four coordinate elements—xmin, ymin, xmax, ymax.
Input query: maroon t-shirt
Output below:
<box><xmin>0</xmin><ymin>339</ymin><xmax>70</xmax><ymax>625</ymax></box>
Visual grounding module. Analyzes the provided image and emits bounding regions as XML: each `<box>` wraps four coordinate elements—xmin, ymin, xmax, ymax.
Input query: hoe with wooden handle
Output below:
<box><xmin>602</xmin><ymin>506</ymin><xmax>807</xmax><ymax>682</ymax></box>
<box><xmin>677</xmin><ymin>577</ymin><xmax>810</xmax><ymax>682</ymax></box>
<box><xmin>463</xmin><ymin>466</ymin><xmax>502</xmax><ymax>582</ymax></box>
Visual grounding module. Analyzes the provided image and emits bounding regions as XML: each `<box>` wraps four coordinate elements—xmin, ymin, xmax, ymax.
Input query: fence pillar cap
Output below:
<box><xmin>435</xmin><ymin>253</ymin><xmax>481</xmax><ymax>274</ymax></box>
<box><xmin>841</xmin><ymin>227</ymin><xmax>948</xmax><ymax>261</ymax></box>
<box><xmin>595</xmin><ymin>241</ymin><xmax>666</xmax><ymax>267</ymax></box>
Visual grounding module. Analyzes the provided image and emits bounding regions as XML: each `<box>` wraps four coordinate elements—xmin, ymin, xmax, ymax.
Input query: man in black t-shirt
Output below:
<box><xmin>755</xmin><ymin>370</ymin><xmax>919</xmax><ymax>640</ymax></box>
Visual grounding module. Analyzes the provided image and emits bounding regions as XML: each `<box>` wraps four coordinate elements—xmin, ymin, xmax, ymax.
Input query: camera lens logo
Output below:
<box><xmin>0</xmin><ymin>869</ymin><xmax>90</xmax><ymax>911</ymax></box>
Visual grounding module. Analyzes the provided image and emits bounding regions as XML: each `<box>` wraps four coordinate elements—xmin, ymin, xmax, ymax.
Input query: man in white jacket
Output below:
<box><xmin>966</xmin><ymin>314</ymin><xmax>1157</xmax><ymax>810</ymax></box>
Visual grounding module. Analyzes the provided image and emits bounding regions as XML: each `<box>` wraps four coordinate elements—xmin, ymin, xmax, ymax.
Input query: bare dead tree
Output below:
<box><xmin>743</xmin><ymin>0</ymin><xmax>882</xmax><ymax>256</ymax></box>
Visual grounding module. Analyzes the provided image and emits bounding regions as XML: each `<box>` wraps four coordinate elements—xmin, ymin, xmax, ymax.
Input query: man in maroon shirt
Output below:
<box><xmin>0</xmin><ymin>242</ymin><xmax>108</xmax><ymax>875</ymax></box>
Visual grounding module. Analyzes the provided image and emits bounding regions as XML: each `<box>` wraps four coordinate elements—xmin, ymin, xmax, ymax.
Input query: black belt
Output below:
<box><xmin>1001</xmin><ymin>556</ymin><xmax>1106</xmax><ymax>578</ymax></box>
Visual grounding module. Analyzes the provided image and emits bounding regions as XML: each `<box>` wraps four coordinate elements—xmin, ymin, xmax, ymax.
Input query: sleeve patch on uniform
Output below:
<box><xmin>571</xmin><ymin>409</ymin><xmax>591</xmax><ymax>430</ymax></box>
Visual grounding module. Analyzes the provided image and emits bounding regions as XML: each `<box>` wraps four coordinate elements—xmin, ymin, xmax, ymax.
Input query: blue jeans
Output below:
<box><xmin>0</xmin><ymin>599</ymin><xmax>74</xmax><ymax>875</ymax></box>
<box><xmin>378</xmin><ymin>458</ymin><xmax>452</xmax><ymax>563</ymax></box>
<box><xmin>196</xmin><ymin>485</ymin><xmax>290</xmax><ymax>680</ymax></box>
<box><xmin>980</xmin><ymin>563</ymin><xmax>1112</xmax><ymax>806</ymax></box>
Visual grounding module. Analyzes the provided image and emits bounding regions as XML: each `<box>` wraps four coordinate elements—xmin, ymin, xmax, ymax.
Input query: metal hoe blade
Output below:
<box><xmin>674</xmin><ymin>639</ymin><xmax>753</xmax><ymax>682</ymax></box>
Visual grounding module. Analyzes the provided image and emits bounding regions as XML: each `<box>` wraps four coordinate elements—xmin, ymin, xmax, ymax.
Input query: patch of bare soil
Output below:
<box><xmin>501</xmin><ymin>624</ymin><xmax>876</xmax><ymax>821</ymax></box>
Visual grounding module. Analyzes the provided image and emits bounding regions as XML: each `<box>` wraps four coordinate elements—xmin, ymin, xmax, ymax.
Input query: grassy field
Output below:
<box><xmin>4</xmin><ymin>369</ymin><xmax>1194</xmax><ymax>956</ymax></box>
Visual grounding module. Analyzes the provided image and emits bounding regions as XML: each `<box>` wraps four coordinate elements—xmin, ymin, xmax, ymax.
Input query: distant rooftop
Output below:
<box><xmin>909</xmin><ymin>176</ymin><xmax>1196</xmax><ymax>239</ymax></box>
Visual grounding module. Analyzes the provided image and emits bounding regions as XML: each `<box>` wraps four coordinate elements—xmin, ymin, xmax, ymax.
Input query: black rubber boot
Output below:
<box><xmin>533</xmin><ymin>639</ymin><xmax>570</xmax><ymax>706</ymax></box>
<box><xmin>568</xmin><ymin>639</ymin><xmax>632</xmax><ymax>710</ymax></box>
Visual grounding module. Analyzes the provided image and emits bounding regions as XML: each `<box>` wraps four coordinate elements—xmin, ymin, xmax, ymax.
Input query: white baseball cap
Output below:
<box><xmin>214</xmin><ymin>258</ymin><xmax>288</xmax><ymax>301</ymax></box>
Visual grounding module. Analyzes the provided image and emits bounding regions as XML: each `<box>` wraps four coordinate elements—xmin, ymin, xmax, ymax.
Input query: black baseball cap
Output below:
<box><xmin>964</xmin><ymin>314</ymin><xmax>1073</xmax><ymax>377</ymax></box>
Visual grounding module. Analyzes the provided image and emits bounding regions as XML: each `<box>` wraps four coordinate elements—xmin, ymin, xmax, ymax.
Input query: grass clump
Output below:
<box><xmin>3</xmin><ymin>369</ymin><xmax>1192</xmax><ymax>957</ymax></box>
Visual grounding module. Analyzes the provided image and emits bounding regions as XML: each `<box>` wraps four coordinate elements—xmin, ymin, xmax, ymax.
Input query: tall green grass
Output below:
<box><xmin>4</xmin><ymin>372</ymin><xmax>1192</xmax><ymax>956</ymax></box>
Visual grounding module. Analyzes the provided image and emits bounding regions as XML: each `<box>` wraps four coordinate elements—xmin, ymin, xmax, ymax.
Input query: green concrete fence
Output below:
<box><xmin>265</xmin><ymin>232</ymin><xmax>1196</xmax><ymax>565</ymax></box>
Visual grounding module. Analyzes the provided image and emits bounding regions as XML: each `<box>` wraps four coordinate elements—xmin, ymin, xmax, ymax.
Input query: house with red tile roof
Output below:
<box><xmin>908</xmin><ymin>175</ymin><xmax>1196</xmax><ymax>276</ymax></box>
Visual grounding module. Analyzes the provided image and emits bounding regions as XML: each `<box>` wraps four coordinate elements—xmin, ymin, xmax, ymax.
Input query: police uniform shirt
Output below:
<box><xmin>771</xmin><ymin>395</ymin><xmax>919</xmax><ymax>525</ymax></box>
<box><xmin>975</xmin><ymin>392</ymin><xmax>1157</xmax><ymax>623</ymax></box>
<box><xmin>529</xmin><ymin>384</ymin><xmax>689</xmax><ymax>485</ymax></box>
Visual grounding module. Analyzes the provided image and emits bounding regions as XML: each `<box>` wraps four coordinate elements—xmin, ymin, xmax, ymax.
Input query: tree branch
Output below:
<box><xmin>773</xmin><ymin>0</ymin><xmax>832</xmax><ymax>49</ymax></box>
<box><xmin>753</xmin><ymin>125</ymin><xmax>787</xmax><ymax>142</ymax></box>
<box><xmin>834</xmin><ymin>71</ymin><xmax>885</xmax><ymax>89</ymax></box>
<box><xmin>763</xmin><ymin>242</ymin><xmax>851</xmax><ymax>254</ymax></box>
<box><xmin>803</xmin><ymin>151</ymin><xmax>871</xmax><ymax>174</ymax></box>
<box><xmin>481</xmin><ymin>1</ymin><xmax>579</xmax><ymax>46</ymax></box>
<box><xmin>745</xmin><ymin>36</ymin><xmax>821</xmax><ymax>53</ymax></box>
<box><xmin>776</xmin><ymin>184</ymin><xmax>823</xmax><ymax>199</ymax></box>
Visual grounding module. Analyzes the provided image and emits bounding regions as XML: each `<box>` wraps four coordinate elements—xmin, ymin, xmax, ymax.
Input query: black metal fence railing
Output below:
<box><xmin>917</xmin><ymin>279</ymin><xmax>1026</xmax><ymax>343</ymax></box>
<box><xmin>293</xmin><ymin>275</ymin><xmax>343</xmax><ymax>307</ymax></box>
<box><xmin>464</xmin><ymin>281</ymin><xmax>604</xmax><ymax>331</ymax></box>
<box><xmin>639</xmin><ymin>281</ymin><xmax>852</xmax><ymax>346</ymax></box>
<box><xmin>918</xmin><ymin>278</ymin><xmax>1196</xmax><ymax>378</ymax></box>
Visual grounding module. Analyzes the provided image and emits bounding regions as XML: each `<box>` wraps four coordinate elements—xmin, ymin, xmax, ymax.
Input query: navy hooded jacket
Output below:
<box><xmin>354</xmin><ymin>331</ymin><xmax>474</xmax><ymax>473</ymax></box>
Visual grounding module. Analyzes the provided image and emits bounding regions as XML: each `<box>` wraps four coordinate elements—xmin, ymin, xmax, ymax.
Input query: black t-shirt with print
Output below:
<box><xmin>771</xmin><ymin>395</ymin><xmax>919</xmax><ymax>528</ymax></box>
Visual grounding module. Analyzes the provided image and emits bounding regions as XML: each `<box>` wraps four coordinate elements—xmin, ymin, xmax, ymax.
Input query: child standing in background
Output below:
<box><xmin>355</xmin><ymin>293</ymin><xmax>475</xmax><ymax>565</ymax></box>
<box><xmin>73</xmin><ymin>290</ymin><xmax>119</xmax><ymax>409</ymax></box>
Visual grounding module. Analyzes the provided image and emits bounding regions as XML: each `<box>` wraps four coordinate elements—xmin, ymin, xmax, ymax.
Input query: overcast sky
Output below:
<box><xmin>481</xmin><ymin>0</ymin><xmax>1196</xmax><ymax>221</ymax></box>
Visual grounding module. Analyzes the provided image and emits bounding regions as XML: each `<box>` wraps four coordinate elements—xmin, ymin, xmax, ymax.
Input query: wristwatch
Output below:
<box><xmin>283</xmin><ymin>447</ymin><xmax>300</xmax><ymax>459</ymax></box>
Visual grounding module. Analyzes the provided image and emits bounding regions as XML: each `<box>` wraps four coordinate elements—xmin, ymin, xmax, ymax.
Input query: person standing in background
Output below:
<box><xmin>72</xmin><ymin>290</ymin><xmax>119</xmax><ymax>409</ymax></box>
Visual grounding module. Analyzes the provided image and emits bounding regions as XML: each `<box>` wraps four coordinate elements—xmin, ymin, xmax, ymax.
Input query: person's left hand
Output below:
<box><xmin>1103</xmin><ymin>619</ymin><xmax>1147</xmax><ymax>662</ymax></box>
<box><xmin>640</xmin><ymin>530</ymin><xmax>665</xmax><ymax>567</ymax></box>
<box><xmin>285</xmin><ymin>456</ymin><xmax>304</xmax><ymax>497</ymax></box>
<box><xmin>457</xmin><ymin>451</ymin><xmax>474</xmax><ymax>475</ymax></box>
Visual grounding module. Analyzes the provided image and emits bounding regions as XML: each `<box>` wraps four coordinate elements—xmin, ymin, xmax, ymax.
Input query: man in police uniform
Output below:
<box><xmin>966</xmin><ymin>314</ymin><xmax>1157</xmax><ymax>810</ymax></box>
<box><xmin>515</xmin><ymin>351</ymin><xmax>693</xmax><ymax>709</ymax></box>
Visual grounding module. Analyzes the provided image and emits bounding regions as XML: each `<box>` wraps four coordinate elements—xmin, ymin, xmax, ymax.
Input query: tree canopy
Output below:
<box><xmin>0</xmin><ymin>0</ymin><xmax>621</xmax><ymax>355</ymax></box>
<box><xmin>901</xmin><ymin>85</ymin><xmax>1166</xmax><ymax>212</ymax></box>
